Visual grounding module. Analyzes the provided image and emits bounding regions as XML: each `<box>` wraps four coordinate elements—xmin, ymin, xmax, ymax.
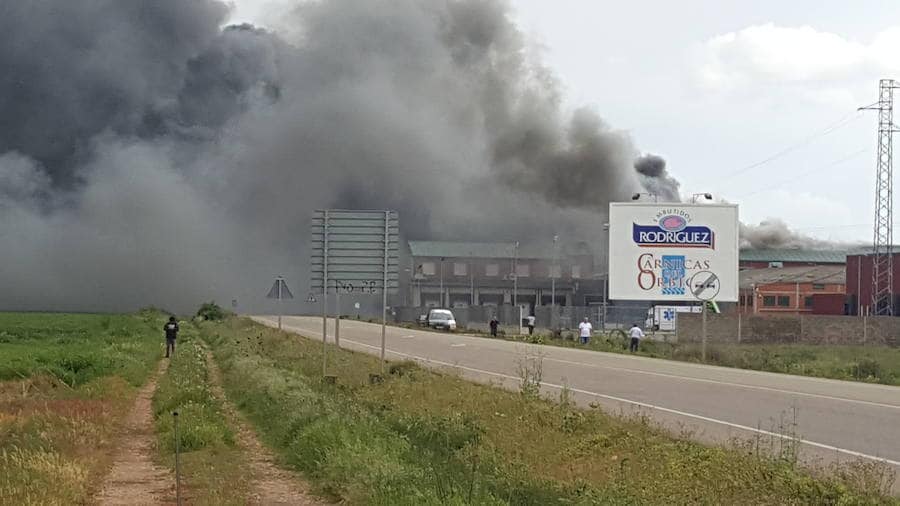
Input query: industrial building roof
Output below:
<box><xmin>738</xmin><ymin>249</ymin><xmax>850</xmax><ymax>264</ymax></box>
<box><xmin>408</xmin><ymin>240</ymin><xmax>591</xmax><ymax>260</ymax></box>
<box><xmin>739</xmin><ymin>265</ymin><xmax>846</xmax><ymax>288</ymax></box>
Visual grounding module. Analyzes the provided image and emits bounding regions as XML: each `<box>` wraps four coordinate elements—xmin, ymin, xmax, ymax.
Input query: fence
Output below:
<box><xmin>677</xmin><ymin>313</ymin><xmax>900</xmax><ymax>347</ymax></box>
<box><xmin>393</xmin><ymin>303</ymin><xmax>650</xmax><ymax>332</ymax></box>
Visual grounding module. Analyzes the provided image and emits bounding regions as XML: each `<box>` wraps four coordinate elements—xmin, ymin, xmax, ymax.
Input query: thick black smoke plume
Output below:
<box><xmin>634</xmin><ymin>154</ymin><xmax>681</xmax><ymax>201</ymax></box>
<box><xmin>0</xmin><ymin>0</ymin><xmax>671</xmax><ymax>312</ymax></box>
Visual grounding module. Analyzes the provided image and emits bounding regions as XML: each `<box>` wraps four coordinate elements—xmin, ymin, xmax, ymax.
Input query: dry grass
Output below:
<box><xmin>0</xmin><ymin>312</ymin><xmax>163</xmax><ymax>505</ymax></box>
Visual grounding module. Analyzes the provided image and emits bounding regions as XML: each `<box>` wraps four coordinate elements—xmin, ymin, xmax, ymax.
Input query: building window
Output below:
<box><xmin>549</xmin><ymin>264</ymin><xmax>561</xmax><ymax>279</ymax></box>
<box><xmin>812</xmin><ymin>283</ymin><xmax>825</xmax><ymax>290</ymax></box>
<box><xmin>763</xmin><ymin>296</ymin><xmax>776</xmax><ymax>307</ymax></box>
<box><xmin>421</xmin><ymin>262</ymin><xmax>435</xmax><ymax>275</ymax></box>
<box><xmin>777</xmin><ymin>296</ymin><xmax>791</xmax><ymax>307</ymax></box>
<box><xmin>571</xmin><ymin>265</ymin><xmax>581</xmax><ymax>279</ymax></box>
<box><xmin>453</xmin><ymin>262</ymin><xmax>467</xmax><ymax>276</ymax></box>
<box><xmin>804</xmin><ymin>296</ymin><xmax>814</xmax><ymax>308</ymax></box>
<box><xmin>485</xmin><ymin>263</ymin><xmax>499</xmax><ymax>276</ymax></box>
<box><xmin>515</xmin><ymin>263</ymin><xmax>530</xmax><ymax>277</ymax></box>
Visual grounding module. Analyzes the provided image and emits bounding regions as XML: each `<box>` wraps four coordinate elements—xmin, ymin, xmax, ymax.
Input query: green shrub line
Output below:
<box><xmin>200</xmin><ymin>318</ymin><xmax>897</xmax><ymax>505</ymax></box>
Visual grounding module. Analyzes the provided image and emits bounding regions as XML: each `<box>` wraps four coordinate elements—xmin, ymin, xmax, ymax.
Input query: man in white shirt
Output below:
<box><xmin>629</xmin><ymin>323</ymin><xmax>645</xmax><ymax>352</ymax></box>
<box><xmin>526</xmin><ymin>314</ymin><xmax>536</xmax><ymax>335</ymax></box>
<box><xmin>578</xmin><ymin>317</ymin><xmax>593</xmax><ymax>345</ymax></box>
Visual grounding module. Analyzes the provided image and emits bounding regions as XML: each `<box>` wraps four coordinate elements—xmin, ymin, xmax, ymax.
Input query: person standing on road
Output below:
<box><xmin>526</xmin><ymin>314</ymin><xmax>536</xmax><ymax>335</ymax></box>
<box><xmin>628</xmin><ymin>323</ymin><xmax>645</xmax><ymax>353</ymax></box>
<box><xmin>164</xmin><ymin>316</ymin><xmax>179</xmax><ymax>358</ymax></box>
<box><xmin>489</xmin><ymin>315</ymin><xmax>499</xmax><ymax>337</ymax></box>
<box><xmin>578</xmin><ymin>317</ymin><xmax>592</xmax><ymax>345</ymax></box>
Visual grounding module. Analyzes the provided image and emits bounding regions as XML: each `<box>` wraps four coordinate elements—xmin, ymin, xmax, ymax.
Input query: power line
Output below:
<box><xmin>733</xmin><ymin>148</ymin><xmax>867</xmax><ymax>199</ymax></box>
<box><xmin>723</xmin><ymin>110</ymin><xmax>864</xmax><ymax>180</ymax></box>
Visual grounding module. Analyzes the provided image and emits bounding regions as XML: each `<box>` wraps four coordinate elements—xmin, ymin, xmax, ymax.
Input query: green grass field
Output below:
<box><xmin>201</xmin><ymin>317</ymin><xmax>897</xmax><ymax>505</ymax></box>
<box><xmin>0</xmin><ymin>311</ymin><xmax>163</xmax><ymax>504</ymax></box>
<box><xmin>1</xmin><ymin>312</ymin><xmax>896</xmax><ymax>504</ymax></box>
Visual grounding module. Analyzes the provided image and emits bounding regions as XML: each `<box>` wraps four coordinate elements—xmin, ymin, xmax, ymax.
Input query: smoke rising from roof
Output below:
<box><xmin>0</xmin><ymin>0</ymin><xmax>665</xmax><ymax>312</ymax></box>
<box><xmin>634</xmin><ymin>154</ymin><xmax>681</xmax><ymax>201</ymax></box>
<box><xmin>740</xmin><ymin>218</ymin><xmax>845</xmax><ymax>250</ymax></box>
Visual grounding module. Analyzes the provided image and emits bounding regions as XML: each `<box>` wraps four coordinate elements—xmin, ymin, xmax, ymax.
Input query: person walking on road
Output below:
<box><xmin>526</xmin><ymin>314</ymin><xmax>536</xmax><ymax>335</ymax></box>
<box><xmin>629</xmin><ymin>323</ymin><xmax>645</xmax><ymax>352</ymax></box>
<box><xmin>164</xmin><ymin>316</ymin><xmax>179</xmax><ymax>358</ymax></box>
<box><xmin>489</xmin><ymin>315</ymin><xmax>499</xmax><ymax>337</ymax></box>
<box><xmin>578</xmin><ymin>317</ymin><xmax>593</xmax><ymax>345</ymax></box>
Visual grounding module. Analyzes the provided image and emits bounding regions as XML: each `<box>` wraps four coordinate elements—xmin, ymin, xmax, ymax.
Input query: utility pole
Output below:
<box><xmin>860</xmin><ymin>79</ymin><xmax>899</xmax><ymax>316</ymax></box>
<box><xmin>439</xmin><ymin>257</ymin><xmax>444</xmax><ymax>307</ymax></box>
<box><xmin>513</xmin><ymin>241</ymin><xmax>519</xmax><ymax>308</ymax></box>
<box><xmin>551</xmin><ymin>235</ymin><xmax>558</xmax><ymax>329</ymax></box>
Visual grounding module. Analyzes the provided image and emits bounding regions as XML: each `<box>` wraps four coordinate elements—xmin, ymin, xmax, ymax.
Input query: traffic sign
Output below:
<box><xmin>310</xmin><ymin>210</ymin><xmax>399</xmax><ymax>294</ymax></box>
<box><xmin>266</xmin><ymin>277</ymin><xmax>294</xmax><ymax>300</ymax></box>
<box><xmin>690</xmin><ymin>270</ymin><xmax>720</xmax><ymax>301</ymax></box>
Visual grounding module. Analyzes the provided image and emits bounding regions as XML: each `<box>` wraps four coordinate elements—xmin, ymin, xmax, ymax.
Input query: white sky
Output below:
<box><xmin>227</xmin><ymin>0</ymin><xmax>900</xmax><ymax>244</ymax></box>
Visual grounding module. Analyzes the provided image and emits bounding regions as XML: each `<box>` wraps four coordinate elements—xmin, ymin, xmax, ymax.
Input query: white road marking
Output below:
<box><xmin>257</xmin><ymin>317</ymin><xmax>900</xmax><ymax>468</ymax></box>
<box><xmin>541</xmin><ymin>357</ymin><xmax>900</xmax><ymax>411</ymax></box>
<box><xmin>450</xmin><ymin>343</ymin><xmax>466</xmax><ymax>347</ymax></box>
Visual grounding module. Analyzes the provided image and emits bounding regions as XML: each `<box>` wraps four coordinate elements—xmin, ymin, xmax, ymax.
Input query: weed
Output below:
<box><xmin>516</xmin><ymin>348</ymin><xmax>544</xmax><ymax>399</ymax></box>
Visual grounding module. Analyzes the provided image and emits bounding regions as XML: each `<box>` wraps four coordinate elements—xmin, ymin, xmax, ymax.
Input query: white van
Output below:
<box><xmin>426</xmin><ymin>309</ymin><xmax>457</xmax><ymax>331</ymax></box>
<box><xmin>645</xmin><ymin>305</ymin><xmax>701</xmax><ymax>331</ymax></box>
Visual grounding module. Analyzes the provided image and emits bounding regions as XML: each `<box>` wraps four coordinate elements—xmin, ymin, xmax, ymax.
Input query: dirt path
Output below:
<box><xmin>204</xmin><ymin>349</ymin><xmax>327</xmax><ymax>505</ymax></box>
<box><xmin>95</xmin><ymin>360</ymin><xmax>174</xmax><ymax>505</ymax></box>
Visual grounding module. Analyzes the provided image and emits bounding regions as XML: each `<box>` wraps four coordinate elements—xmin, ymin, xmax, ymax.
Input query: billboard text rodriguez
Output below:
<box><xmin>632</xmin><ymin>209</ymin><xmax>715</xmax><ymax>249</ymax></box>
<box><xmin>609</xmin><ymin>203</ymin><xmax>738</xmax><ymax>302</ymax></box>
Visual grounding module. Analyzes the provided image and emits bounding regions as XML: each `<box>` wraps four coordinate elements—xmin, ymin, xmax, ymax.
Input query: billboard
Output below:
<box><xmin>608</xmin><ymin>203</ymin><xmax>739</xmax><ymax>302</ymax></box>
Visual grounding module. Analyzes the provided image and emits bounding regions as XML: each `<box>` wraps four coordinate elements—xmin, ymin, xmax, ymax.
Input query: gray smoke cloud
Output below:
<box><xmin>0</xmin><ymin>0</ymin><xmax>660</xmax><ymax>313</ymax></box>
<box><xmin>634</xmin><ymin>154</ymin><xmax>681</xmax><ymax>202</ymax></box>
<box><xmin>740</xmin><ymin>219</ymin><xmax>845</xmax><ymax>250</ymax></box>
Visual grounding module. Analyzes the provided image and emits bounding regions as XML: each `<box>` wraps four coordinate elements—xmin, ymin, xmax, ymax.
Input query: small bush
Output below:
<box><xmin>850</xmin><ymin>358</ymin><xmax>882</xmax><ymax>381</ymax></box>
<box><xmin>196</xmin><ymin>302</ymin><xmax>228</xmax><ymax>321</ymax></box>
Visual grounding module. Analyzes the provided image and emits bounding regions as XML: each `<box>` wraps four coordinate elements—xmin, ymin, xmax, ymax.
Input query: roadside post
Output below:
<box><xmin>312</xmin><ymin>210</ymin><xmax>399</xmax><ymax>377</ymax></box>
<box><xmin>266</xmin><ymin>276</ymin><xmax>294</xmax><ymax>330</ymax></box>
<box><xmin>690</xmin><ymin>271</ymin><xmax>720</xmax><ymax>363</ymax></box>
<box><xmin>173</xmin><ymin>411</ymin><xmax>181</xmax><ymax>506</ymax></box>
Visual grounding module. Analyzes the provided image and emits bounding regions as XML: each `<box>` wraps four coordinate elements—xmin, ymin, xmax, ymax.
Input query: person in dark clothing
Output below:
<box><xmin>489</xmin><ymin>316</ymin><xmax>499</xmax><ymax>337</ymax></box>
<box><xmin>164</xmin><ymin>316</ymin><xmax>179</xmax><ymax>358</ymax></box>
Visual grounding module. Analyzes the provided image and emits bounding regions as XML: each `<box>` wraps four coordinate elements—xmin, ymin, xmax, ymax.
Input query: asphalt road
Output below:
<box><xmin>254</xmin><ymin>315</ymin><xmax>900</xmax><ymax>485</ymax></box>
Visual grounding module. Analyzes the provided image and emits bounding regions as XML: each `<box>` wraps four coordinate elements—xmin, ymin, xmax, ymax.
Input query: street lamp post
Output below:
<box><xmin>513</xmin><ymin>242</ymin><xmax>519</xmax><ymax>308</ymax></box>
<box><xmin>551</xmin><ymin>235</ymin><xmax>559</xmax><ymax>329</ymax></box>
<box><xmin>439</xmin><ymin>257</ymin><xmax>445</xmax><ymax>307</ymax></box>
<box><xmin>602</xmin><ymin>222</ymin><xmax>610</xmax><ymax>331</ymax></box>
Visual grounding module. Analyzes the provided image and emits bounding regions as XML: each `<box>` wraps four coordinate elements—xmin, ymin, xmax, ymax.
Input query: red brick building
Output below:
<box><xmin>738</xmin><ymin>265</ymin><xmax>846</xmax><ymax>315</ymax></box>
<box><xmin>845</xmin><ymin>253</ymin><xmax>900</xmax><ymax>315</ymax></box>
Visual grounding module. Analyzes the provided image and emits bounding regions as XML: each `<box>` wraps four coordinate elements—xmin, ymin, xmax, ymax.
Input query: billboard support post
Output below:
<box><xmin>381</xmin><ymin>210</ymin><xmax>389</xmax><ymax>374</ymax></box>
<box><xmin>701</xmin><ymin>303</ymin><xmax>708</xmax><ymax>362</ymax></box>
<box><xmin>311</xmin><ymin>209</ymin><xmax>399</xmax><ymax>378</ymax></box>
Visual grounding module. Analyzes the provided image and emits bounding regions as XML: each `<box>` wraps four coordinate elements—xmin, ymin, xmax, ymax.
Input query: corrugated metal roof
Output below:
<box><xmin>739</xmin><ymin>265</ymin><xmax>846</xmax><ymax>288</ymax></box>
<box><xmin>408</xmin><ymin>240</ymin><xmax>581</xmax><ymax>260</ymax></box>
<box><xmin>738</xmin><ymin>249</ymin><xmax>849</xmax><ymax>264</ymax></box>
<box><xmin>409</xmin><ymin>241</ymin><xmax>518</xmax><ymax>259</ymax></box>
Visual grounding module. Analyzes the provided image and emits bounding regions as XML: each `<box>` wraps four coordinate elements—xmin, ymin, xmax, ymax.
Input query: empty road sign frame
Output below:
<box><xmin>310</xmin><ymin>210</ymin><xmax>400</xmax><ymax>294</ymax></box>
<box><xmin>310</xmin><ymin>209</ymin><xmax>399</xmax><ymax>376</ymax></box>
